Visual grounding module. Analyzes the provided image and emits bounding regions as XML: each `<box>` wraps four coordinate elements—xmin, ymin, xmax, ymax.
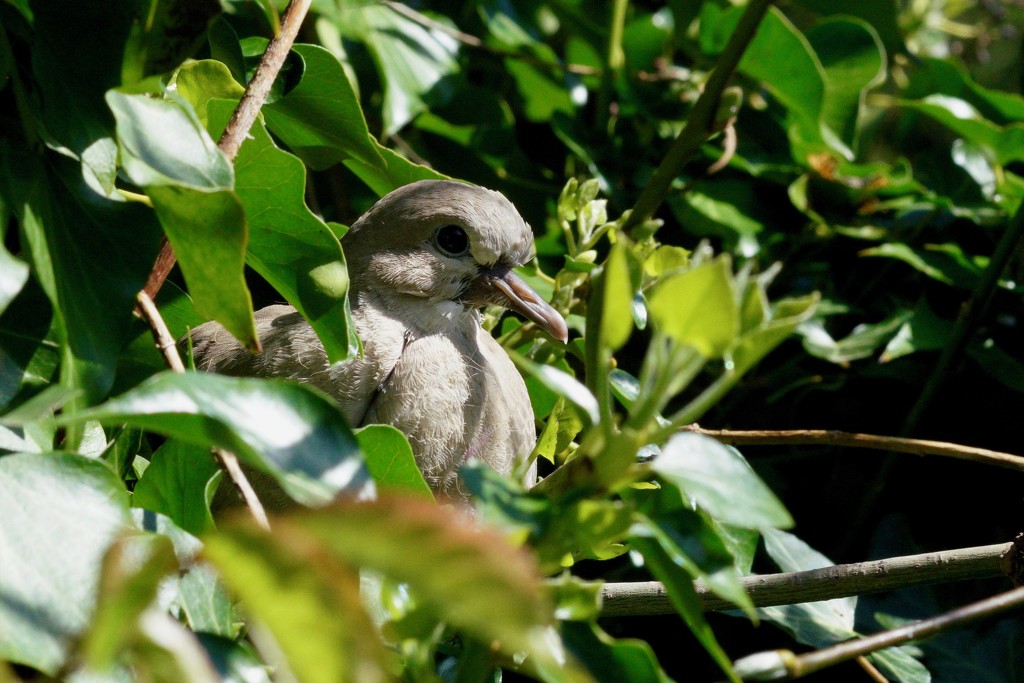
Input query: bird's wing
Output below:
<box><xmin>328</xmin><ymin>300</ymin><xmax>408</xmax><ymax>426</ymax></box>
<box><xmin>187</xmin><ymin>303</ymin><xmax>406</xmax><ymax>427</ymax></box>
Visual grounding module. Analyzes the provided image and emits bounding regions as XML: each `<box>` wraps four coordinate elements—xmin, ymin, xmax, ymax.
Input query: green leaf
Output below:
<box><xmin>173</xmin><ymin>60</ymin><xmax>245</xmax><ymax>127</ymax></box>
<box><xmin>148</xmin><ymin>185</ymin><xmax>258</xmax><ymax>351</ymax></box>
<box><xmin>729</xmin><ymin>294</ymin><xmax>820</xmax><ymax>376</ymax></box>
<box><xmin>597</xmin><ymin>242</ymin><xmax>634</xmax><ymax>353</ymax></box>
<box><xmin>652</xmin><ymin>433</ymin><xmax>792</xmax><ymax>530</ymax></box>
<box><xmin>79</xmin><ymin>532</ymin><xmax>180</xmax><ymax>671</ymax></box>
<box><xmin>703</xmin><ymin>7</ymin><xmax>845</xmax><ymax>159</ymax></box>
<box><xmin>343</xmin><ymin>137</ymin><xmax>448</xmax><ymax>197</ymax></box>
<box><xmin>0</xmin><ymin>452</ymin><xmax>131</xmax><ymax>674</ymax></box>
<box><xmin>505</xmin><ymin>59</ymin><xmax>574</xmax><ymax>123</ymax></box>
<box><xmin>630</xmin><ymin>536</ymin><xmax>739</xmax><ymax>683</ymax></box>
<box><xmin>257</xmin><ymin>497</ymin><xmax>581</xmax><ymax>677</ymax></box>
<box><xmin>120</xmin><ymin>0</ymin><xmax>220</xmax><ymax>84</ymax></box>
<box><xmin>647</xmin><ymin>258</ymin><xmax>739</xmax><ymax>359</ymax></box>
<box><xmin>861</xmin><ymin>242</ymin><xmax>983</xmax><ymax>288</ymax></box>
<box><xmin>2</xmin><ymin>149</ymin><xmax>162</xmax><ymax>404</ymax></box>
<box><xmin>906</xmin><ymin>56</ymin><xmax>1024</xmax><ymax>125</ymax></box>
<box><xmin>339</xmin><ymin>5</ymin><xmax>460</xmax><ymax>135</ymax></box>
<box><xmin>806</xmin><ymin>18</ymin><xmax>885</xmax><ymax>149</ymax></box>
<box><xmin>29</xmin><ymin>1</ymin><xmax>142</xmax><ymax>188</ymax></box>
<box><xmin>106</xmin><ymin>90</ymin><xmax>259</xmax><ymax>351</ymax></box>
<box><xmin>263</xmin><ymin>44</ymin><xmax>383</xmax><ymax>170</ymax></box>
<box><xmin>881</xmin><ymin>300</ymin><xmax>953</xmax><ymax>363</ymax></box>
<box><xmin>799</xmin><ymin>311</ymin><xmax>912</xmax><ymax>364</ymax></box>
<box><xmin>633</xmin><ymin>509</ymin><xmax>754</xmax><ymax>618</ymax></box>
<box><xmin>0</xmin><ymin>236</ymin><xmax>28</xmax><ymax>317</ymax></box>
<box><xmin>204</xmin><ymin>520</ymin><xmax>390</xmax><ymax>683</ymax></box>
<box><xmin>355</xmin><ymin>424</ymin><xmax>432</xmax><ymax>499</ymax></box>
<box><xmin>107</xmin><ymin>90</ymin><xmax>233</xmax><ymax>189</ymax></box>
<box><xmin>196</xmin><ymin>634</ymin><xmax>271</xmax><ymax>683</ymax></box>
<box><xmin>132</xmin><ymin>439</ymin><xmax>220</xmax><ymax>536</ymax></box>
<box><xmin>179</xmin><ymin>564</ymin><xmax>237</xmax><ymax>639</ymax></box>
<box><xmin>209</xmin><ymin>99</ymin><xmax>360</xmax><ymax>362</ymax></box>
<box><xmin>562</xmin><ymin>621</ymin><xmax>672</xmax><ymax>683</ymax></box>
<box><xmin>757</xmin><ymin>530</ymin><xmax>865</xmax><ymax>648</ymax></box>
<box><xmin>897</xmin><ymin>95</ymin><xmax>1024</xmax><ymax>166</ymax></box>
<box><xmin>510</xmin><ymin>351</ymin><xmax>600</xmax><ymax>426</ymax></box>
<box><xmin>669</xmin><ymin>179</ymin><xmax>766</xmax><ymax>255</ymax></box>
<box><xmin>55</xmin><ymin>372</ymin><xmax>374</xmax><ymax>507</ymax></box>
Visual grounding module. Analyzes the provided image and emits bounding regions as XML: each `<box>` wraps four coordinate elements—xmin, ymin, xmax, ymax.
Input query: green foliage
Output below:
<box><xmin>2</xmin><ymin>0</ymin><xmax>1022</xmax><ymax>681</ymax></box>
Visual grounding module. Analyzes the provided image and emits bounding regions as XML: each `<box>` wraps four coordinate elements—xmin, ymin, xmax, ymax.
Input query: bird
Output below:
<box><xmin>186</xmin><ymin>179</ymin><xmax>568</xmax><ymax>500</ymax></box>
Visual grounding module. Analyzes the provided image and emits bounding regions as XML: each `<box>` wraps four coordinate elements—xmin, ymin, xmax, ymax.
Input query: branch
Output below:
<box><xmin>621</xmin><ymin>0</ymin><xmax>772</xmax><ymax>233</ymax></box>
<box><xmin>733</xmin><ymin>583</ymin><xmax>1024</xmax><ymax>680</ymax></box>
<box><xmin>135</xmin><ymin>292</ymin><xmax>271</xmax><ymax>531</ymax></box>
<box><xmin>600</xmin><ymin>542</ymin><xmax>1012</xmax><ymax>616</ymax></box>
<box><xmin>684</xmin><ymin>426</ymin><xmax>1024</xmax><ymax>473</ymax></box>
<box><xmin>142</xmin><ymin>0</ymin><xmax>313</xmax><ymax>301</ymax></box>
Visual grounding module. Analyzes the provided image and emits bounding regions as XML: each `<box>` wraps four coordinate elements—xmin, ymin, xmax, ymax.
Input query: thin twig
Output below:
<box><xmin>142</xmin><ymin>0</ymin><xmax>313</xmax><ymax>301</ymax></box>
<box><xmin>135</xmin><ymin>291</ymin><xmax>185</xmax><ymax>373</ymax></box>
<box><xmin>683</xmin><ymin>426</ymin><xmax>1024</xmax><ymax>473</ymax></box>
<box><xmin>381</xmin><ymin>0</ymin><xmax>599</xmax><ymax>76</ymax></box>
<box><xmin>622</xmin><ymin>0</ymin><xmax>773</xmax><ymax>233</ymax></box>
<box><xmin>600</xmin><ymin>542</ymin><xmax>1011</xmax><ymax>616</ymax></box>
<box><xmin>734</xmin><ymin>584</ymin><xmax>1024</xmax><ymax>680</ymax></box>
<box><xmin>135</xmin><ymin>292</ymin><xmax>271</xmax><ymax>531</ymax></box>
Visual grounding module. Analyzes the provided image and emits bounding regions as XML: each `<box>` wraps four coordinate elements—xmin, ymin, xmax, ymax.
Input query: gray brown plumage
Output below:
<box><xmin>187</xmin><ymin>180</ymin><xmax>567</xmax><ymax>499</ymax></box>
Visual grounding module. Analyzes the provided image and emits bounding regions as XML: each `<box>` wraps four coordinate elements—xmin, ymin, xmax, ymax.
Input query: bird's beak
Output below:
<box><xmin>486</xmin><ymin>270</ymin><xmax>568</xmax><ymax>343</ymax></box>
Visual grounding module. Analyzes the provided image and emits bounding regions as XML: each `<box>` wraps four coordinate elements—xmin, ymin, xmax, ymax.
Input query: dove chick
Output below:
<box><xmin>188</xmin><ymin>180</ymin><xmax>567</xmax><ymax>499</ymax></box>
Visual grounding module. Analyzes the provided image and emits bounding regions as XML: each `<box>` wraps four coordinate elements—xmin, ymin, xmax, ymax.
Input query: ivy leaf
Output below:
<box><xmin>355</xmin><ymin>425</ymin><xmax>432</xmax><ymax>500</ymax></box>
<box><xmin>54</xmin><ymin>372</ymin><xmax>374</xmax><ymax>507</ymax></box>
<box><xmin>652</xmin><ymin>433</ymin><xmax>792</xmax><ymax>530</ymax></box>
<box><xmin>1</xmin><ymin>149</ymin><xmax>161</xmax><ymax>404</ymax></box>
<box><xmin>106</xmin><ymin>90</ymin><xmax>258</xmax><ymax>351</ymax></box>
<box><xmin>262</xmin><ymin>44</ymin><xmax>383</xmax><ymax>170</ymax></box>
<box><xmin>209</xmin><ymin>99</ymin><xmax>360</xmax><ymax>362</ymax></box>
<box><xmin>0</xmin><ymin>452</ymin><xmax>131</xmax><ymax>674</ymax></box>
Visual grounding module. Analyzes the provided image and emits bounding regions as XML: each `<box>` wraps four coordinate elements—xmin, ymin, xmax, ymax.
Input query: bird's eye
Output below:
<box><xmin>435</xmin><ymin>225</ymin><xmax>469</xmax><ymax>256</ymax></box>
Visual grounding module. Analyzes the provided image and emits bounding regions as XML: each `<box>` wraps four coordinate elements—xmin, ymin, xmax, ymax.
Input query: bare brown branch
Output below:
<box><xmin>736</xmin><ymin>583</ymin><xmax>1024</xmax><ymax>679</ymax></box>
<box><xmin>142</xmin><ymin>0</ymin><xmax>313</xmax><ymax>301</ymax></box>
<box><xmin>601</xmin><ymin>542</ymin><xmax>1012</xmax><ymax>616</ymax></box>
<box><xmin>685</xmin><ymin>425</ymin><xmax>1024</xmax><ymax>473</ymax></box>
<box><xmin>135</xmin><ymin>291</ymin><xmax>270</xmax><ymax>531</ymax></box>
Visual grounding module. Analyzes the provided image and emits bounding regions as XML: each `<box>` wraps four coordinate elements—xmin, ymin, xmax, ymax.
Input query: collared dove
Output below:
<box><xmin>187</xmin><ymin>179</ymin><xmax>568</xmax><ymax>499</ymax></box>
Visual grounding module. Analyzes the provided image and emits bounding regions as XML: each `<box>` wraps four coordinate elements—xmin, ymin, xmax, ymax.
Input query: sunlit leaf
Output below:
<box><xmin>55</xmin><ymin>372</ymin><xmax>373</xmax><ymax>507</ymax></box>
<box><xmin>263</xmin><ymin>44</ymin><xmax>383</xmax><ymax>170</ymax></box>
<box><xmin>132</xmin><ymin>439</ymin><xmax>220</xmax><ymax>536</ymax></box>
<box><xmin>208</xmin><ymin>99</ymin><xmax>360</xmax><ymax>362</ymax></box>
<box><xmin>652</xmin><ymin>433</ymin><xmax>792</xmax><ymax>530</ymax></box>
<box><xmin>806</xmin><ymin>18</ymin><xmax>885</xmax><ymax>149</ymax></box>
<box><xmin>647</xmin><ymin>258</ymin><xmax>738</xmax><ymax>359</ymax></box>
<box><xmin>510</xmin><ymin>351</ymin><xmax>600</xmax><ymax>425</ymax></box>
<box><xmin>630</xmin><ymin>536</ymin><xmax>739</xmax><ymax>682</ymax></box>
<box><xmin>0</xmin><ymin>453</ymin><xmax>131</xmax><ymax>674</ymax></box>
<box><xmin>79</xmin><ymin>533</ymin><xmax>180</xmax><ymax>671</ymax></box>
<box><xmin>355</xmin><ymin>424</ymin><xmax>432</xmax><ymax>499</ymax></box>
<box><xmin>204</xmin><ymin>521</ymin><xmax>389</xmax><ymax>683</ymax></box>
<box><xmin>107</xmin><ymin>90</ymin><xmax>258</xmax><ymax>351</ymax></box>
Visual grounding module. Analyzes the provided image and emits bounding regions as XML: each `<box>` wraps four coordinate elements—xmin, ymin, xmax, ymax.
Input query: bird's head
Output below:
<box><xmin>343</xmin><ymin>180</ymin><xmax>568</xmax><ymax>343</ymax></box>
